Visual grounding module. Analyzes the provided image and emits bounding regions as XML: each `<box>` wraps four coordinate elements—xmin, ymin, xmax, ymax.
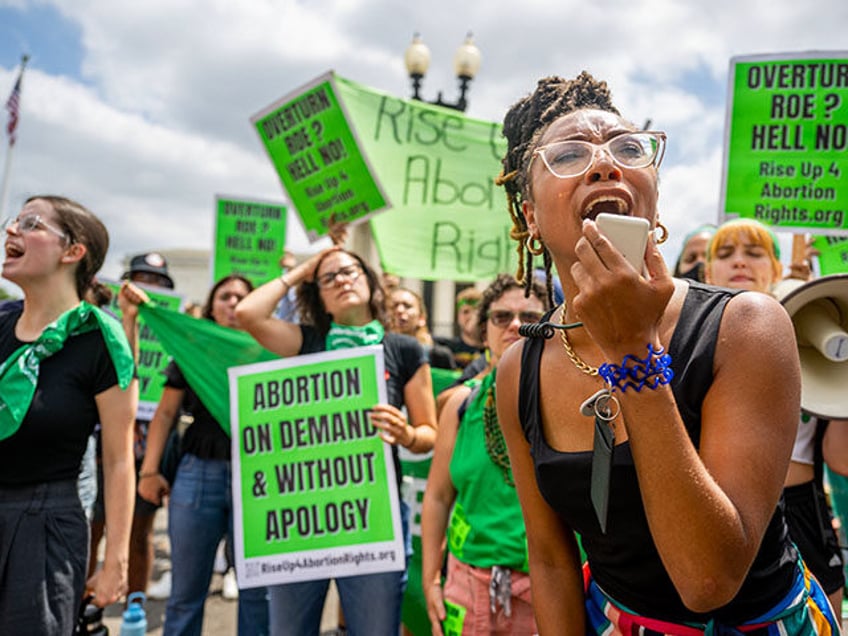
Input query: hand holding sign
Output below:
<box><xmin>370</xmin><ymin>403</ymin><xmax>416</xmax><ymax>448</ymax></box>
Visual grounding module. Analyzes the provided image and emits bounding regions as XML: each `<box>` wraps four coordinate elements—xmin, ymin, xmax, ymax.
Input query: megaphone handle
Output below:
<box><xmin>795</xmin><ymin>301</ymin><xmax>848</xmax><ymax>362</ymax></box>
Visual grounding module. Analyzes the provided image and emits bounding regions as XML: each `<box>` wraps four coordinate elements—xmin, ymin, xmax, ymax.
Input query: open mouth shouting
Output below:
<box><xmin>582</xmin><ymin>194</ymin><xmax>632</xmax><ymax>221</ymax></box>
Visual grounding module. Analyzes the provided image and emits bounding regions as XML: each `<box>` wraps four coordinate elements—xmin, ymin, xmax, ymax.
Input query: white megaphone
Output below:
<box><xmin>773</xmin><ymin>274</ymin><xmax>848</xmax><ymax>419</ymax></box>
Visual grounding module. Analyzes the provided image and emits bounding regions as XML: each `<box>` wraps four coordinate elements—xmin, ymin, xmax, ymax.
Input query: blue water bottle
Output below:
<box><xmin>119</xmin><ymin>592</ymin><xmax>147</xmax><ymax>636</ymax></box>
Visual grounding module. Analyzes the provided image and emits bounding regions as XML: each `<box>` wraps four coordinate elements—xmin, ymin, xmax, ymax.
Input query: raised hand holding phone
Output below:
<box><xmin>595</xmin><ymin>213</ymin><xmax>651</xmax><ymax>272</ymax></box>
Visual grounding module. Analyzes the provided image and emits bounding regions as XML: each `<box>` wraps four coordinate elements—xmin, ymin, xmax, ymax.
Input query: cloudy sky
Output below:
<box><xmin>1</xmin><ymin>0</ymin><xmax>845</xmax><ymax>297</ymax></box>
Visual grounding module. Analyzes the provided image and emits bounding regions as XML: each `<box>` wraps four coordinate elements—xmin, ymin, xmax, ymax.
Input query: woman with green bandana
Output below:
<box><xmin>0</xmin><ymin>195</ymin><xmax>137</xmax><ymax>635</ymax></box>
<box><xmin>236</xmin><ymin>246</ymin><xmax>438</xmax><ymax>636</ymax></box>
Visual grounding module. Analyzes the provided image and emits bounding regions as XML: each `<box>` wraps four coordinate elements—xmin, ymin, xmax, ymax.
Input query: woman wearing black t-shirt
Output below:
<box><xmin>236</xmin><ymin>246</ymin><xmax>438</xmax><ymax>636</ymax></box>
<box><xmin>494</xmin><ymin>74</ymin><xmax>838</xmax><ymax>634</ymax></box>
<box><xmin>121</xmin><ymin>274</ymin><xmax>270</xmax><ymax>635</ymax></box>
<box><xmin>0</xmin><ymin>195</ymin><xmax>137</xmax><ymax>634</ymax></box>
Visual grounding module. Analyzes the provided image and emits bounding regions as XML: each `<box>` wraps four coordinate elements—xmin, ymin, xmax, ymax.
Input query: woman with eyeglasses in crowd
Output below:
<box><xmin>493</xmin><ymin>73</ymin><xmax>838</xmax><ymax>634</ymax></box>
<box><xmin>422</xmin><ymin>273</ymin><xmax>546</xmax><ymax>635</ymax></box>
<box><xmin>0</xmin><ymin>196</ymin><xmax>137</xmax><ymax>634</ymax></box>
<box><xmin>120</xmin><ymin>274</ymin><xmax>270</xmax><ymax>635</ymax></box>
<box><xmin>236</xmin><ymin>245</ymin><xmax>438</xmax><ymax>635</ymax></box>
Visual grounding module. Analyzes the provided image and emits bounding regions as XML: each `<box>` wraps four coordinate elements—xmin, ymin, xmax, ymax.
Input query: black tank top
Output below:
<box><xmin>518</xmin><ymin>281</ymin><xmax>797</xmax><ymax>623</ymax></box>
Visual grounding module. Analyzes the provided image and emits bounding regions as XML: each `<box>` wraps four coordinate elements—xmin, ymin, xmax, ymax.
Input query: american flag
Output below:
<box><xmin>5</xmin><ymin>58</ymin><xmax>27</xmax><ymax>147</ymax></box>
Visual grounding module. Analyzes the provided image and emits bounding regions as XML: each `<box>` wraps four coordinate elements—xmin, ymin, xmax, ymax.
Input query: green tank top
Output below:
<box><xmin>447</xmin><ymin>370</ymin><xmax>529</xmax><ymax>571</ymax></box>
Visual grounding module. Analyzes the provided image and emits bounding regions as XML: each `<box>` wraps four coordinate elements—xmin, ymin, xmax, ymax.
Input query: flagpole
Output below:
<box><xmin>0</xmin><ymin>54</ymin><xmax>29</xmax><ymax>219</ymax></box>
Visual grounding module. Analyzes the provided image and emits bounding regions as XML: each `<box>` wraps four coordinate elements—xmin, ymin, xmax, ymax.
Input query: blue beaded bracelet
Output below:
<box><xmin>598</xmin><ymin>343</ymin><xmax>674</xmax><ymax>393</ymax></box>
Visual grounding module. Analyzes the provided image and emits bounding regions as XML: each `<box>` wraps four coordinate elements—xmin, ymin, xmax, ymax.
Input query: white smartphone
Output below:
<box><xmin>595</xmin><ymin>213</ymin><xmax>651</xmax><ymax>271</ymax></box>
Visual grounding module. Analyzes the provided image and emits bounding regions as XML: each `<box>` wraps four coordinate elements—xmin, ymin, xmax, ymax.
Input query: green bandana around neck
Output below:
<box><xmin>0</xmin><ymin>301</ymin><xmax>135</xmax><ymax>441</ymax></box>
<box><xmin>325</xmin><ymin>320</ymin><xmax>385</xmax><ymax>351</ymax></box>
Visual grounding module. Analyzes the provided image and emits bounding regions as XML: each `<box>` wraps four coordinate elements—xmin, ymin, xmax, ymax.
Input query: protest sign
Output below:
<box><xmin>813</xmin><ymin>235</ymin><xmax>848</xmax><ymax>274</ymax></box>
<box><xmin>721</xmin><ymin>52</ymin><xmax>848</xmax><ymax>234</ymax></box>
<box><xmin>102</xmin><ymin>279</ymin><xmax>183</xmax><ymax>419</ymax></box>
<box><xmin>399</xmin><ymin>367</ymin><xmax>460</xmax><ymax>635</ymax></box>
<box><xmin>229</xmin><ymin>346</ymin><xmax>404</xmax><ymax>588</ymax></box>
<box><xmin>212</xmin><ymin>195</ymin><xmax>287</xmax><ymax>286</ymax></box>
<box><xmin>251</xmin><ymin>73</ymin><xmax>389</xmax><ymax>242</ymax></box>
<box><xmin>335</xmin><ymin>76</ymin><xmax>518</xmax><ymax>281</ymax></box>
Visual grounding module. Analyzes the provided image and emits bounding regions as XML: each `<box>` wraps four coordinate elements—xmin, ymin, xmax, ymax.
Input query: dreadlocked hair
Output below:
<box><xmin>496</xmin><ymin>71</ymin><xmax>619</xmax><ymax>306</ymax></box>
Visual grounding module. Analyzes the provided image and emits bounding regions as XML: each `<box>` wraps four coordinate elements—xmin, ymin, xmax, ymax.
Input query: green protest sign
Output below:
<box><xmin>813</xmin><ymin>235</ymin><xmax>848</xmax><ymax>274</ymax></box>
<box><xmin>335</xmin><ymin>76</ymin><xmax>518</xmax><ymax>281</ymax></box>
<box><xmin>399</xmin><ymin>367</ymin><xmax>459</xmax><ymax>636</ymax></box>
<box><xmin>399</xmin><ymin>444</ymin><xmax>433</xmax><ymax>636</ymax></box>
<box><xmin>442</xmin><ymin>600</ymin><xmax>467</xmax><ymax>636</ymax></box>
<box><xmin>213</xmin><ymin>195</ymin><xmax>287</xmax><ymax>287</ymax></box>
<box><xmin>721</xmin><ymin>52</ymin><xmax>848</xmax><ymax>234</ymax></box>
<box><xmin>229</xmin><ymin>346</ymin><xmax>404</xmax><ymax>588</ymax></box>
<box><xmin>251</xmin><ymin>73</ymin><xmax>389</xmax><ymax>242</ymax></box>
<box><xmin>102</xmin><ymin>279</ymin><xmax>183</xmax><ymax>419</ymax></box>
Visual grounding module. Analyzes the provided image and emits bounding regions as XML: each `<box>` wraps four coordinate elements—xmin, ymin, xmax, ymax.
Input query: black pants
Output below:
<box><xmin>0</xmin><ymin>479</ymin><xmax>88</xmax><ymax>635</ymax></box>
<box><xmin>784</xmin><ymin>479</ymin><xmax>845</xmax><ymax>595</ymax></box>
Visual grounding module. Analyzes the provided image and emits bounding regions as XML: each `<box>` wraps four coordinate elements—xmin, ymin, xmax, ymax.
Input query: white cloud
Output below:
<box><xmin>1</xmin><ymin>0</ymin><xmax>846</xmax><ymax>297</ymax></box>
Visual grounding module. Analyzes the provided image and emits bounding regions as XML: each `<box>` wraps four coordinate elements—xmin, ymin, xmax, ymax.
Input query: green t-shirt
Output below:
<box><xmin>447</xmin><ymin>370</ymin><xmax>529</xmax><ymax>571</ymax></box>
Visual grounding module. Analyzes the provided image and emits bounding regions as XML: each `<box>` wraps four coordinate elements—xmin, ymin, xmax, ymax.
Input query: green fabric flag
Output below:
<box><xmin>137</xmin><ymin>303</ymin><xmax>279</xmax><ymax>435</ymax></box>
<box><xmin>0</xmin><ymin>302</ymin><xmax>134</xmax><ymax>440</ymax></box>
<box><xmin>334</xmin><ymin>75</ymin><xmax>518</xmax><ymax>281</ymax></box>
<box><xmin>325</xmin><ymin>320</ymin><xmax>384</xmax><ymax>350</ymax></box>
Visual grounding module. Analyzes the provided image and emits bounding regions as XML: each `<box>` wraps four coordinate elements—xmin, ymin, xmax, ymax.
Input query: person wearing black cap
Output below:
<box><xmin>89</xmin><ymin>251</ymin><xmax>175</xmax><ymax>600</ymax></box>
<box><xmin>121</xmin><ymin>252</ymin><xmax>174</xmax><ymax>290</ymax></box>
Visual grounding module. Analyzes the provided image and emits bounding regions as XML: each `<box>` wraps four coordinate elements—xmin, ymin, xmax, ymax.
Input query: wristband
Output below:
<box><xmin>279</xmin><ymin>274</ymin><xmax>292</xmax><ymax>291</ymax></box>
<box><xmin>598</xmin><ymin>343</ymin><xmax>673</xmax><ymax>393</ymax></box>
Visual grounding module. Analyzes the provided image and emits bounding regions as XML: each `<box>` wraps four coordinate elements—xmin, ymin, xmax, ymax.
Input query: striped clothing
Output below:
<box><xmin>584</xmin><ymin>560</ymin><xmax>839</xmax><ymax>636</ymax></box>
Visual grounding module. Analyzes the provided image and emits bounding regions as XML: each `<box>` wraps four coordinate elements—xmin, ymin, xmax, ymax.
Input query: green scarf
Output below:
<box><xmin>325</xmin><ymin>320</ymin><xmax>385</xmax><ymax>350</ymax></box>
<box><xmin>0</xmin><ymin>301</ymin><xmax>135</xmax><ymax>441</ymax></box>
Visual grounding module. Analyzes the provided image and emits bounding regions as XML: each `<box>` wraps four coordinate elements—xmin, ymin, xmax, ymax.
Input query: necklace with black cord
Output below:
<box><xmin>519</xmin><ymin>306</ymin><xmax>674</xmax><ymax>533</ymax></box>
<box><xmin>518</xmin><ymin>306</ymin><xmax>618</xmax><ymax>532</ymax></box>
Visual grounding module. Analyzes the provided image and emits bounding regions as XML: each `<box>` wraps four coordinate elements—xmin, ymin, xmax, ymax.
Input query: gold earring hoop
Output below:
<box><xmin>526</xmin><ymin>235</ymin><xmax>545</xmax><ymax>256</ymax></box>
<box><xmin>654</xmin><ymin>221</ymin><xmax>669</xmax><ymax>245</ymax></box>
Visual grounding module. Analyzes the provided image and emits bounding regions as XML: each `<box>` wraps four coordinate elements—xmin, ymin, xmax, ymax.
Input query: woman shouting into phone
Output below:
<box><xmin>494</xmin><ymin>73</ymin><xmax>838</xmax><ymax>634</ymax></box>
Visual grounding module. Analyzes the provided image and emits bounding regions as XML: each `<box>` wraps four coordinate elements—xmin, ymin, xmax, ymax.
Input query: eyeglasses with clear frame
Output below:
<box><xmin>488</xmin><ymin>309</ymin><xmax>544</xmax><ymax>328</ymax></box>
<box><xmin>531</xmin><ymin>131</ymin><xmax>667</xmax><ymax>179</ymax></box>
<box><xmin>316</xmin><ymin>263</ymin><xmax>363</xmax><ymax>289</ymax></box>
<box><xmin>2</xmin><ymin>214</ymin><xmax>70</xmax><ymax>242</ymax></box>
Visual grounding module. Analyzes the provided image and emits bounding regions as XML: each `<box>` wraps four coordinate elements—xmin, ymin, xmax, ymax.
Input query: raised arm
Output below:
<box><xmin>497</xmin><ymin>343</ymin><xmax>586</xmax><ymax>634</ymax></box>
<box><xmin>652</xmin><ymin>292</ymin><xmax>798</xmax><ymax>608</ymax></box>
<box><xmin>235</xmin><ymin>248</ymin><xmax>339</xmax><ymax>357</ymax></box>
<box><xmin>420</xmin><ymin>386</ymin><xmax>467</xmax><ymax>634</ymax></box>
<box><xmin>573</xmin><ymin>224</ymin><xmax>799</xmax><ymax>611</ymax></box>
<box><xmin>117</xmin><ymin>281</ymin><xmax>149</xmax><ymax>359</ymax></box>
<box><xmin>89</xmin><ymin>380</ymin><xmax>138</xmax><ymax>607</ymax></box>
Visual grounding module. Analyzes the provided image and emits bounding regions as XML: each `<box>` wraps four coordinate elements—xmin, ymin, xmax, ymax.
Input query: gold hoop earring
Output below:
<box><xmin>526</xmin><ymin>235</ymin><xmax>545</xmax><ymax>256</ymax></box>
<box><xmin>654</xmin><ymin>222</ymin><xmax>669</xmax><ymax>245</ymax></box>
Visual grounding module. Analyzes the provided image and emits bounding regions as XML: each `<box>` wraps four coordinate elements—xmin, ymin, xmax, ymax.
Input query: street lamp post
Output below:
<box><xmin>402</xmin><ymin>32</ymin><xmax>483</xmax><ymax>336</ymax></box>
<box><xmin>404</xmin><ymin>32</ymin><xmax>482</xmax><ymax>112</ymax></box>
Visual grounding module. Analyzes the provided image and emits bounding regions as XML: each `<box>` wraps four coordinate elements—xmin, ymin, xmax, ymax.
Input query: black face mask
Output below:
<box><xmin>679</xmin><ymin>261</ymin><xmax>706</xmax><ymax>282</ymax></box>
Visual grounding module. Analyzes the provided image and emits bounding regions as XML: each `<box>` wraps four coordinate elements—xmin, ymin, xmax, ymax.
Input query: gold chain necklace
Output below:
<box><xmin>557</xmin><ymin>305</ymin><xmax>598</xmax><ymax>376</ymax></box>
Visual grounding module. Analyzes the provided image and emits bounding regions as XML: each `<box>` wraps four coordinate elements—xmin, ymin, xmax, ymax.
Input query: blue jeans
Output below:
<box><xmin>164</xmin><ymin>454</ymin><xmax>269</xmax><ymax>636</ymax></box>
<box><xmin>268</xmin><ymin>500</ymin><xmax>412</xmax><ymax>636</ymax></box>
